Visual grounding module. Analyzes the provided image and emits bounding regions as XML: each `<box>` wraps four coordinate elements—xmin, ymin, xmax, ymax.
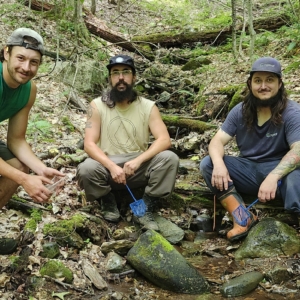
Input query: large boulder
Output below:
<box><xmin>235</xmin><ymin>217</ymin><xmax>300</xmax><ymax>260</ymax></box>
<box><xmin>127</xmin><ymin>230</ymin><xmax>209</xmax><ymax>294</ymax></box>
<box><xmin>54</xmin><ymin>60</ymin><xmax>107</xmax><ymax>93</ymax></box>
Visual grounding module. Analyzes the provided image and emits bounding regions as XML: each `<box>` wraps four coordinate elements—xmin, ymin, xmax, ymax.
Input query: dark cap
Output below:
<box><xmin>106</xmin><ymin>54</ymin><xmax>135</xmax><ymax>73</ymax></box>
<box><xmin>250</xmin><ymin>57</ymin><xmax>282</xmax><ymax>77</ymax></box>
<box><xmin>6</xmin><ymin>28</ymin><xmax>44</xmax><ymax>55</ymax></box>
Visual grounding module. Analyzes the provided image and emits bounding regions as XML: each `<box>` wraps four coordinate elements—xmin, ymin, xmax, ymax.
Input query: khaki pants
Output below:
<box><xmin>76</xmin><ymin>150</ymin><xmax>179</xmax><ymax>202</ymax></box>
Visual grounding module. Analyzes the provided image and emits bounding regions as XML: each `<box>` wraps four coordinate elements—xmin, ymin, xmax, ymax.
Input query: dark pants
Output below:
<box><xmin>76</xmin><ymin>151</ymin><xmax>179</xmax><ymax>202</ymax></box>
<box><xmin>200</xmin><ymin>155</ymin><xmax>300</xmax><ymax>213</ymax></box>
<box><xmin>0</xmin><ymin>141</ymin><xmax>15</xmax><ymax>161</ymax></box>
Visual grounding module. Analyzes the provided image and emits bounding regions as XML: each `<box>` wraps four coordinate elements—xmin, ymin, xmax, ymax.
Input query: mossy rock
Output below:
<box><xmin>40</xmin><ymin>242</ymin><xmax>60</xmax><ymax>259</ymax></box>
<box><xmin>40</xmin><ymin>260</ymin><xmax>73</xmax><ymax>283</ymax></box>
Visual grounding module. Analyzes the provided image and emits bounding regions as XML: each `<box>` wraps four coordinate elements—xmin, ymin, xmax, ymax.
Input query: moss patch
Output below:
<box><xmin>40</xmin><ymin>260</ymin><xmax>73</xmax><ymax>283</ymax></box>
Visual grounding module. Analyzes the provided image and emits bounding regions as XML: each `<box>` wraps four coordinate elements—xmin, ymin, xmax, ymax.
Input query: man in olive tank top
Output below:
<box><xmin>0</xmin><ymin>28</ymin><xmax>64</xmax><ymax>254</ymax></box>
<box><xmin>76</xmin><ymin>55</ymin><xmax>179</xmax><ymax>230</ymax></box>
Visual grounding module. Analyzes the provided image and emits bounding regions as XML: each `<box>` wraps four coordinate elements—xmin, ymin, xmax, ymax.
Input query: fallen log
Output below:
<box><xmin>132</xmin><ymin>13</ymin><xmax>289</xmax><ymax>47</ymax></box>
<box><xmin>162</xmin><ymin>115</ymin><xmax>216</xmax><ymax>133</ymax></box>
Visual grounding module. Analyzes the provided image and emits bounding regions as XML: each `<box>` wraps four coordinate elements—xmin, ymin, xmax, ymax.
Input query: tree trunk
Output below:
<box><xmin>231</xmin><ymin>0</ymin><xmax>237</xmax><ymax>60</ymax></box>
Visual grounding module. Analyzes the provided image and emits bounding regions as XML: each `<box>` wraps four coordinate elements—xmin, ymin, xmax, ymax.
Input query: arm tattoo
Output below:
<box><xmin>85</xmin><ymin>121</ymin><xmax>92</xmax><ymax>129</ymax></box>
<box><xmin>271</xmin><ymin>142</ymin><xmax>300</xmax><ymax>177</ymax></box>
<box><xmin>87</xmin><ymin>105</ymin><xmax>93</xmax><ymax>120</ymax></box>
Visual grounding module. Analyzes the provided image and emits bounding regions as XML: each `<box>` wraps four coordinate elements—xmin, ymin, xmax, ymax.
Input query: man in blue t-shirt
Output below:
<box><xmin>0</xmin><ymin>28</ymin><xmax>64</xmax><ymax>254</ymax></box>
<box><xmin>200</xmin><ymin>57</ymin><xmax>300</xmax><ymax>242</ymax></box>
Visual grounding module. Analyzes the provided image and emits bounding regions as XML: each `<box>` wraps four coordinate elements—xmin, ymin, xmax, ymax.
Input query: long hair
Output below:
<box><xmin>242</xmin><ymin>76</ymin><xmax>288</xmax><ymax>129</ymax></box>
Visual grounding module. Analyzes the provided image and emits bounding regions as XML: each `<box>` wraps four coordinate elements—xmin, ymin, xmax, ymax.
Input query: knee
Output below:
<box><xmin>161</xmin><ymin>150</ymin><xmax>179</xmax><ymax>165</ymax></box>
<box><xmin>199</xmin><ymin>156</ymin><xmax>212</xmax><ymax>174</ymax></box>
<box><xmin>77</xmin><ymin>160</ymin><xmax>93</xmax><ymax>179</ymax></box>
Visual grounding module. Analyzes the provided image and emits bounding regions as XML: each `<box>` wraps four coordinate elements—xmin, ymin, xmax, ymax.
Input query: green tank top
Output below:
<box><xmin>0</xmin><ymin>62</ymin><xmax>31</xmax><ymax>122</ymax></box>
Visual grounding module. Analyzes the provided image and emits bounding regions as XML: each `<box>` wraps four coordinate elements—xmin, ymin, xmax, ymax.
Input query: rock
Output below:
<box><xmin>157</xmin><ymin>91</ymin><xmax>171</xmax><ymax>103</ymax></box>
<box><xmin>266</xmin><ymin>265</ymin><xmax>291</xmax><ymax>284</ymax></box>
<box><xmin>195</xmin><ymin>213</ymin><xmax>213</xmax><ymax>232</ymax></box>
<box><xmin>40</xmin><ymin>260</ymin><xmax>73</xmax><ymax>284</ymax></box>
<box><xmin>101</xmin><ymin>239</ymin><xmax>135</xmax><ymax>256</ymax></box>
<box><xmin>181</xmin><ymin>57</ymin><xmax>212</xmax><ymax>71</ymax></box>
<box><xmin>234</xmin><ymin>218</ymin><xmax>300</xmax><ymax>260</ymax></box>
<box><xmin>220</xmin><ymin>271</ymin><xmax>264</xmax><ymax>297</ymax></box>
<box><xmin>127</xmin><ymin>230</ymin><xmax>209</xmax><ymax>294</ymax></box>
<box><xmin>105</xmin><ymin>252</ymin><xmax>126</xmax><ymax>273</ymax></box>
<box><xmin>154</xmin><ymin>214</ymin><xmax>185</xmax><ymax>244</ymax></box>
<box><xmin>54</xmin><ymin>60</ymin><xmax>107</xmax><ymax>93</ymax></box>
<box><xmin>82</xmin><ymin>259</ymin><xmax>107</xmax><ymax>290</ymax></box>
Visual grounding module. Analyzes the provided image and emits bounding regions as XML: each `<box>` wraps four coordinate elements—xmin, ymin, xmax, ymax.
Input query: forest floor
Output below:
<box><xmin>1</xmin><ymin>0</ymin><xmax>300</xmax><ymax>299</ymax></box>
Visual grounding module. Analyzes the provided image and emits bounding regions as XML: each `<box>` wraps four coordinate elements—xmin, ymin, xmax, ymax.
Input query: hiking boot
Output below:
<box><xmin>101</xmin><ymin>192</ymin><xmax>120</xmax><ymax>223</ymax></box>
<box><xmin>0</xmin><ymin>238</ymin><xmax>18</xmax><ymax>255</ymax></box>
<box><xmin>135</xmin><ymin>193</ymin><xmax>159</xmax><ymax>231</ymax></box>
<box><xmin>219</xmin><ymin>187</ymin><xmax>258</xmax><ymax>242</ymax></box>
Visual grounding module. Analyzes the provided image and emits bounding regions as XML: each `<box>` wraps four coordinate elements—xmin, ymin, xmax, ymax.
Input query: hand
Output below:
<box><xmin>40</xmin><ymin>167</ymin><xmax>65</xmax><ymax>180</ymax></box>
<box><xmin>110</xmin><ymin>165</ymin><xmax>126</xmax><ymax>184</ymax></box>
<box><xmin>258</xmin><ymin>177</ymin><xmax>279</xmax><ymax>202</ymax></box>
<box><xmin>123</xmin><ymin>159</ymin><xmax>140</xmax><ymax>178</ymax></box>
<box><xmin>22</xmin><ymin>175</ymin><xmax>53</xmax><ymax>203</ymax></box>
<box><xmin>211</xmin><ymin>165</ymin><xmax>232</xmax><ymax>191</ymax></box>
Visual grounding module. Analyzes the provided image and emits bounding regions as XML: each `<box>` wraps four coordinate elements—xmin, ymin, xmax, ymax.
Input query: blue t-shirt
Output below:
<box><xmin>221</xmin><ymin>100</ymin><xmax>300</xmax><ymax>162</ymax></box>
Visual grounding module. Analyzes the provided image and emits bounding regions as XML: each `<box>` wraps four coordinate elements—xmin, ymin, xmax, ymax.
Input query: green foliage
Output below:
<box><xmin>134</xmin><ymin>0</ymin><xmax>231</xmax><ymax>31</ymax></box>
<box><xmin>255</xmin><ymin>30</ymin><xmax>277</xmax><ymax>47</ymax></box>
<box><xmin>27</xmin><ymin>114</ymin><xmax>52</xmax><ymax>138</ymax></box>
<box><xmin>59</xmin><ymin>19</ymin><xmax>75</xmax><ymax>33</ymax></box>
<box><xmin>61</xmin><ymin>116</ymin><xmax>75</xmax><ymax>132</ymax></box>
<box><xmin>285</xmin><ymin>60</ymin><xmax>300</xmax><ymax>73</ymax></box>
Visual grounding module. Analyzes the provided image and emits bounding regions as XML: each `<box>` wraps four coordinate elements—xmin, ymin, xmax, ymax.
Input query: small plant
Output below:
<box><xmin>27</xmin><ymin>114</ymin><xmax>52</xmax><ymax>138</ymax></box>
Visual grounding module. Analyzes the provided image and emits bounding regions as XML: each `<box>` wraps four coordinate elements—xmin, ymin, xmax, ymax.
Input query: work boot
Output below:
<box><xmin>101</xmin><ymin>192</ymin><xmax>120</xmax><ymax>223</ymax></box>
<box><xmin>219</xmin><ymin>187</ymin><xmax>258</xmax><ymax>242</ymax></box>
<box><xmin>135</xmin><ymin>194</ymin><xmax>159</xmax><ymax>231</ymax></box>
<box><xmin>0</xmin><ymin>238</ymin><xmax>18</xmax><ymax>255</ymax></box>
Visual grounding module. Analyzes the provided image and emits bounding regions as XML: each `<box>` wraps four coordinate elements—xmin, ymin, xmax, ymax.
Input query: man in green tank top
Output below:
<box><xmin>0</xmin><ymin>28</ymin><xmax>64</xmax><ymax>255</ymax></box>
<box><xmin>77</xmin><ymin>55</ymin><xmax>179</xmax><ymax>231</ymax></box>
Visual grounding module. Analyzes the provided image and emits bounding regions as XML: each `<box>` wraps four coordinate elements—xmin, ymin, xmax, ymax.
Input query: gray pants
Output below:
<box><xmin>76</xmin><ymin>150</ymin><xmax>179</xmax><ymax>202</ymax></box>
<box><xmin>200</xmin><ymin>155</ymin><xmax>300</xmax><ymax>213</ymax></box>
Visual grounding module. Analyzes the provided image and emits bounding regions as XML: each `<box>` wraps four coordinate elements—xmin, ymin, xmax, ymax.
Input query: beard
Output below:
<box><xmin>250</xmin><ymin>91</ymin><xmax>281</xmax><ymax>107</ymax></box>
<box><xmin>110</xmin><ymin>81</ymin><xmax>135</xmax><ymax>103</ymax></box>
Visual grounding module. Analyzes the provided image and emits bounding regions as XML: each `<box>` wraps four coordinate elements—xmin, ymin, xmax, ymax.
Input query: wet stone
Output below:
<box><xmin>105</xmin><ymin>251</ymin><xmax>126</xmax><ymax>273</ymax></box>
<box><xmin>220</xmin><ymin>271</ymin><xmax>264</xmax><ymax>297</ymax></box>
<box><xmin>266</xmin><ymin>266</ymin><xmax>291</xmax><ymax>284</ymax></box>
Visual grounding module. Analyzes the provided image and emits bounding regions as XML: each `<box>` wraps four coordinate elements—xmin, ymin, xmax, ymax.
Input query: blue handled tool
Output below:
<box><xmin>232</xmin><ymin>180</ymin><xmax>282</xmax><ymax>227</ymax></box>
<box><xmin>126</xmin><ymin>185</ymin><xmax>147</xmax><ymax>217</ymax></box>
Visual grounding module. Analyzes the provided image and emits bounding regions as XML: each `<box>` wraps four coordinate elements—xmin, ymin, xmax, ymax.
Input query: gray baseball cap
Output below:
<box><xmin>250</xmin><ymin>57</ymin><xmax>282</xmax><ymax>77</ymax></box>
<box><xmin>6</xmin><ymin>28</ymin><xmax>44</xmax><ymax>55</ymax></box>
